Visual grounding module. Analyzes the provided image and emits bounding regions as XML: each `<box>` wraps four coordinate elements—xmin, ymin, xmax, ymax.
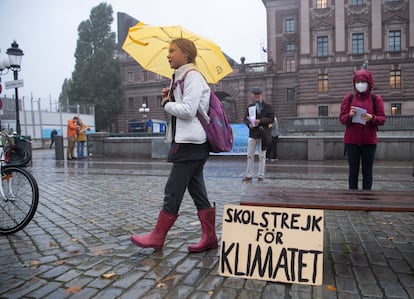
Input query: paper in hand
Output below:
<box><xmin>248</xmin><ymin>106</ymin><xmax>257</xmax><ymax>126</ymax></box>
<box><xmin>352</xmin><ymin>107</ymin><xmax>367</xmax><ymax>125</ymax></box>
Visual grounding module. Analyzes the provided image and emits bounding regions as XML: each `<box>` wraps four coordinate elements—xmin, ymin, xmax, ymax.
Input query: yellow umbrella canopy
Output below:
<box><xmin>122</xmin><ymin>24</ymin><xmax>233</xmax><ymax>83</ymax></box>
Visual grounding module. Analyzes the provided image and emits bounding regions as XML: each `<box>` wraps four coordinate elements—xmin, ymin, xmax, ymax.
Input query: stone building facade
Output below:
<box><xmin>115</xmin><ymin>0</ymin><xmax>414</xmax><ymax>133</ymax></box>
<box><xmin>263</xmin><ymin>0</ymin><xmax>414</xmax><ymax>119</ymax></box>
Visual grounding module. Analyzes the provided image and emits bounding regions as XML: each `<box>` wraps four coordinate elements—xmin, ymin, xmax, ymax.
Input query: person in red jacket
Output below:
<box><xmin>339</xmin><ymin>70</ymin><xmax>386</xmax><ymax>190</ymax></box>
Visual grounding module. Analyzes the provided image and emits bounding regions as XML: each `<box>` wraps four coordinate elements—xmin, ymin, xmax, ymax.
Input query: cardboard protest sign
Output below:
<box><xmin>219</xmin><ymin>205</ymin><xmax>324</xmax><ymax>285</ymax></box>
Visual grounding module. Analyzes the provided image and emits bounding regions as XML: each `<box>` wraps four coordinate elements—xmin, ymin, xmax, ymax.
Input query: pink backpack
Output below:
<box><xmin>176</xmin><ymin>70</ymin><xmax>233</xmax><ymax>153</ymax></box>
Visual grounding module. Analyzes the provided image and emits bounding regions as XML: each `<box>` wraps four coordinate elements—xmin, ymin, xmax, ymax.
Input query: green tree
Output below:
<box><xmin>65</xmin><ymin>3</ymin><xmax>123</xmax><ymax>132</ymax></box>
<box><xmin>59</xmin><ymin>78</ymin><xmax>72</xmax><ymax>111</ymax></box>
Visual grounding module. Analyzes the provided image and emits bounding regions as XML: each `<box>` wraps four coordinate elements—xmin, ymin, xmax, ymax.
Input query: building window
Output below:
<box><xmin>317</xmin><ymin>36</ymin><xmax>329</xmax><ymax>57</ymax></box>
<box><xmin>390</xmin><ymin>70</ymin><xmax>401</xmax><ymax>89</ymax></box>
<box><xmin>318</xmin><ymin>74</ymin><xmax>329</xmax><ymax>93</ymax></box>
<box><xmin>287</xmin><ymin>88</ymin><xmax>296</xmax><ymax>102</ymax></box>
<box><xmin>318</xmin><ymin>106</ymin><xmax>328</xmax><ymax>116</ymax></box>
<box><xmin>391</xmin><ymin>103</ymin><xmax>401</xmax><ymax>115</ymax></box>
<box><xmin>127</xmin><ymin>72</ymin><xmax>134</xmax><ymax>83</ymax></box>
<box><xmin>389</xmin><ymin>30</ymin><xmax>401</xmax><ymax>52</ymax></box>
<box><xmin>285</xmin><ymin>19</ymin><xmax>295</xmax><ymax>33</ymax></box>
<box><xmin>287</xmin><ymin>43</ymin><xmax>296</xmax><ymax>51</ymax></box>
<box><xmin>142</xmin><ymin>96</ymin><xmax>148</xmax><ymax>107</ymax></box>
<box><xmin>351</xmin><ymin>0</ymin><xmax>364</xmax><ymax>5</ymax></box>
<box><xmin>157</xmin><ymin>95</ymin><xmax>162</xmax><ymax>108</ymax></box>
<box><xmin>141</xmin><ymin>71</ymin><xmax>148</xmax><ymax>82</ymax></box>
<box><xmin>286</xmin><ymin>56</ymin><xmax>296</xmax><ymax>72</ymax></box>
<box><xmin>316</xmin><ymin>0</ymin><xmax>328</xmax><ymax>9</ymax></box>
<box><xmin>352</xmin><ymin>33</ymin><xmax>364</xmax><ymax>54</ymax></box>
<box><xmin>128</xmin><ymin>97</ymin><xmax>134</xmax><ymax>109</ymax></box>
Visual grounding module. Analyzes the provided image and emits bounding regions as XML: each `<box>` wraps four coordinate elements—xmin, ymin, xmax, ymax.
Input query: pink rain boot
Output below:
<box><xmin>131</xmin><ymin>210</ymin><xmax>178</xmax><ymax>250</ymax></box>
<box><xmin>188</xmin><ymin>207</ymin><xmax>218</xmax><ymax>253</ymax></box>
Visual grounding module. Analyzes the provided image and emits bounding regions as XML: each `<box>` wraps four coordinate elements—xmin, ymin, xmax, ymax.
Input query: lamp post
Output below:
<box><xmin>6</xmin><ymin>41</ymin><xmax>24</xmax><ymax>135</ymax></box>
<box><xmin>138</xmin><ymin>103</ymin><xmax>150</xmax><ymax>132</ymax></box>
<box><xmin>362</xmin><ymin>60</ymin><xmax>368</xmax><ymax>70</ymax></box>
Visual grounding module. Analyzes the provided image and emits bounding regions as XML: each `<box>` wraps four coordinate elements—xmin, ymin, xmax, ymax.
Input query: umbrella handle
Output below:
<box><xmin>167</xmin><ymin>79</ymin><xmax>174</xmax><ymax>99</ymax></box>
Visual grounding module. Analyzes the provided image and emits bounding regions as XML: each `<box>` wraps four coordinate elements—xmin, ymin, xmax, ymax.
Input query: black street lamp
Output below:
<box><xmin>6</xmin><ymin>41</ymin><xmax>24</xmax><ymax>135</ymax></box>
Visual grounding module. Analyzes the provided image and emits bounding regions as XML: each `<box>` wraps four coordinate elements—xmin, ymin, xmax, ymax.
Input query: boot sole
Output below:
<box><xmin>130</xmin><ymin>237</ymin><xmax>162</xmax><ymax>250</ymax></box>
<box><xmin>188</xmin><ymin>243</ymin><xmax>218</xmax><ymax>253</ymax></box>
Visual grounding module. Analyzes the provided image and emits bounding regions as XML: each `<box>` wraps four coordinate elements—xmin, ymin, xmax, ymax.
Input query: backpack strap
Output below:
<box><xmin>371</xmin><ymin>94</ymin><xmax>376</xmax><ymax>114</ymax></box>
<box><xmin>172</xmin><ymin>69</ymin><xmax>198</xmax><ymax>95</ymax></box>
<box><xmin>348</xmin><ymin>94</ymin><xmax>353</xmax><ymax>103</ymax></box>
<box><xmin>347</xmin><ymin>93</ymin><xmax>354</xmax><ymax>106</ymax></box>
<box><xmin>171</xmin><ymin>69</ymin><xmax>211</xmax><ymax>124</ymax></box>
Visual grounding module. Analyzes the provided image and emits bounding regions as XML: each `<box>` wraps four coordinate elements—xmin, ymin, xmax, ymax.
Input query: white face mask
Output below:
<box><xmin>355</xmin><ymin>82</ymin><xmax>368</xmax><ymax>93</ymax></box>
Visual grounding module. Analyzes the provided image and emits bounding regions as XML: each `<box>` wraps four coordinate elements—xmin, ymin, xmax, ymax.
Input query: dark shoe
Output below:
<box><xmin>188</xmin><ymin>207</ymin><xmax>218</xmax><ymax>253</ymax></box>
<box><xmin>257</xmin><ymin>176</ymin><xmax>264</xmax><ymax>182</ymax></box>
<box><xmin>242</xmin><ymin>177</ymin><xmax>252</xmax><ymax>182</ymax></box>
<box><xmin>131</xmin><ymin>210</ymin><xmax>178</xmax><ymax>250</ymax></box>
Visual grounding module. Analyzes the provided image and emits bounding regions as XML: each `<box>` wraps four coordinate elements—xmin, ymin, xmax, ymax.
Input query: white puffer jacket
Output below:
<box><xmin>164</xmin><ymin>64</ymin><xmax>210</xmax><ymax>144</ymax></box>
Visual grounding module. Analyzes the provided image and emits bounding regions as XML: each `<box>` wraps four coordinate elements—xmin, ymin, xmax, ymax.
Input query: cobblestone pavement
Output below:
<box><xmin>0</xmin><ymin>150</ymin><xmax>413</xmax><ymax>299</ymax></box>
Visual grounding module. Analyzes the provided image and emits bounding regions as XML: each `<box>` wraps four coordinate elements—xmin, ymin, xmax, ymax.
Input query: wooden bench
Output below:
<box><xmin>240</xmin><ymin>187</ymin><xmax>414</xmax><ymax>212</ymax></box>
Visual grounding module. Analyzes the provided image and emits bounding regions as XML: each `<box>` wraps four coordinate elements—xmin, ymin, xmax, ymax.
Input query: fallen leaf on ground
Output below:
<box><xmin>156</xmin><ymin>275</ymin><xmax>179</xmax><ymax>288</ymax></box>
<box><xmin>65</xmin><ymin>286</ymin><xmax>81</xmax><ymax>294</ymax></box>
<box><xmin>93</xmin><ymin>250</ymin><xmax>108</xmax><ymax>256</ymax></box>
<box><xmin>69</xmin><ymin>238</ymin><xmax>78</xmax><ymax>242</ymax></box>
<box><xmin>161</xmin><ymin>275</ymin><xmax>179</xmax><ymax>282</ymax></box>
<box><xmin>49</xmin><ymin>241</ymin><xmax>58</xmax><ymax>247</ymax></box>
<box><xmin>54</xmin><ymin>260</ymin><xmax>66</xmax><ymax>265</ymax></box>
<box><xmin>31</xmin><ymin>260</ymin><xmax>40</xmax><ymax>267</ymax></box>
<box><xmin>101</xmin><ymin>271</ymin><xmax>116</xmax><ymax>279</ymax></box>
<box><xmin>156</xmin><ymin>282</ymin><xmax>165</xmax><ymax>288</ymax></box>
<box><xmin>326</xmin><ymin>285</ymin><xmax>337</xmax><ymax>291</ymax></box>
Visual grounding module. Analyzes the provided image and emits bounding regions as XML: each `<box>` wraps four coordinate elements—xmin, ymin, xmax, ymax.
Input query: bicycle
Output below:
<box><xmin>6</xmin><ymin>134</ymin><xmax>32</xmax><ymax>167</ymax></box>
<box><xmin>0</xmin><ymin>131</ymin><xmax>39</xmax><ymax>234</ymax></box>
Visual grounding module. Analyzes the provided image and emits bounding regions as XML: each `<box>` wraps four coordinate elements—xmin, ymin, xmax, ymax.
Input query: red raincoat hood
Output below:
<box><xmin>353</xmin><ymin>69</ymin><xmax>374</xmax><ymax>90</ymax></box>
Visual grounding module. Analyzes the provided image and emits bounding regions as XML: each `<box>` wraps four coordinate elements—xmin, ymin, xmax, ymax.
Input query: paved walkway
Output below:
<box><xmin>0</xmin><ymin>149</ymin><xmax>413</xmax><ymax>299</ymax></box>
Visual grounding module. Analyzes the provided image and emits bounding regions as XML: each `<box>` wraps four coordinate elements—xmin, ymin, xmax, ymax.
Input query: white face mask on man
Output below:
<box><xmin>355</xmin><ymin>82</ymin><xmax>368</xmax><ymax>93</ymax></box>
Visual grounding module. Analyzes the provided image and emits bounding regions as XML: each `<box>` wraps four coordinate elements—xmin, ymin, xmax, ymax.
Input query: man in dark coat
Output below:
<box><xmin>242</xmin><ymin>87</ymin><xmax>274</xmax><ymax>182</ymax></box>
<box><xmin>50</xmin><ymin>129</ymin><xmax>58</xmax><ymax>149</ymax></box>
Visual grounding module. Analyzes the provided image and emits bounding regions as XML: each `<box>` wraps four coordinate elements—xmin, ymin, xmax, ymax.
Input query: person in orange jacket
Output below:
<box><xmin>67</xmin><ymin>116</ymin><xmax>79</xmax><ymax>160</ymax></box>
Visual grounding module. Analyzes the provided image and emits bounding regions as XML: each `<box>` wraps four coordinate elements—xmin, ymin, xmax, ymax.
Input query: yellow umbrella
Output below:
<box><xmin>122</xmin><ymin>24</ymin><xmax>233</xmax><ymax>83</ymax></box>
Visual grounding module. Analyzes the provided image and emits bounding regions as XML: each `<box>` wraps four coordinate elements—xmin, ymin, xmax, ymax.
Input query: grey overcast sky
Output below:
<box><xmin>0</xmin><ymin>0</ymin><xmax>267</xmax><ymax>109</ymax></box>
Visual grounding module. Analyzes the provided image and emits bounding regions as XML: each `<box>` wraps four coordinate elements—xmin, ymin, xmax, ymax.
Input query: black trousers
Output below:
<box><xmin>345</xmin><ymin>143</ymin><xmax>376</xmax><ymax>190</ymax></box>
<box><xmin>163</xmin><ymin>159</ymin><xmax>211</xmax><ymax>214</ymax></box>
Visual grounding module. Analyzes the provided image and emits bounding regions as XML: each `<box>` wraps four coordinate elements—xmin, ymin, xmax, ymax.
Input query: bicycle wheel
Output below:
<box><xmin>0</xmin><ymin>166</ymin><xmax>39</xmax><ymax>234</ymax></box>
